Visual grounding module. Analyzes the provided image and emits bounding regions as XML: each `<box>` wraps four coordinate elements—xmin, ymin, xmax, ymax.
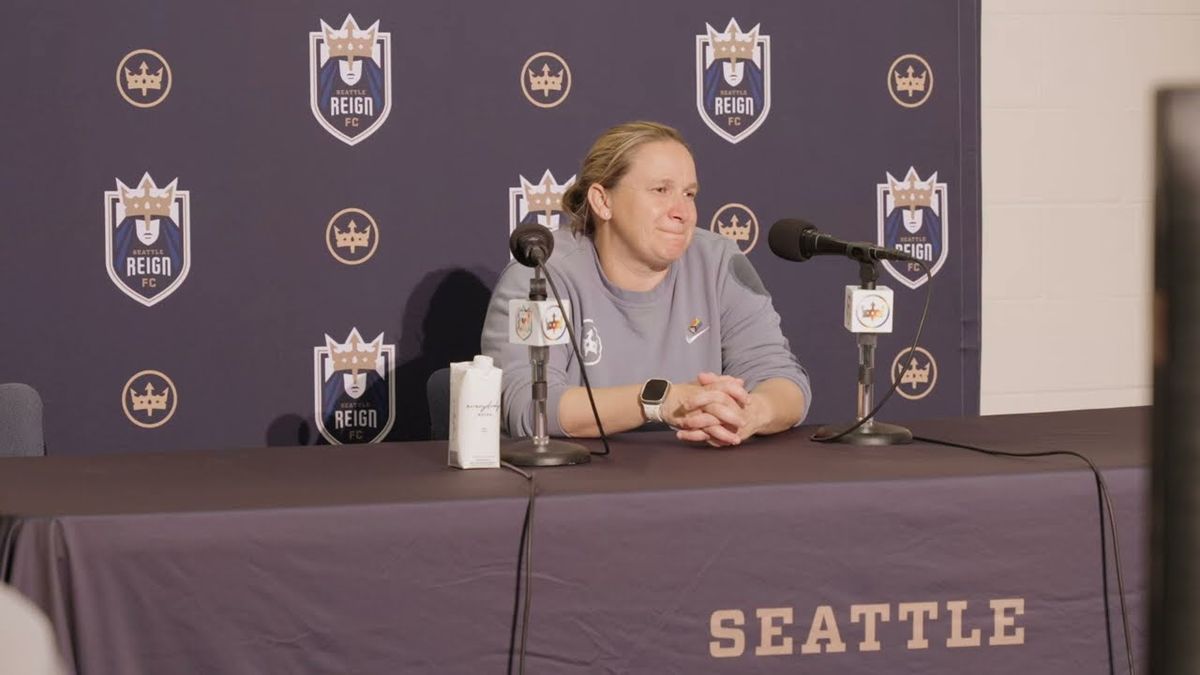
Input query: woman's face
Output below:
<box><xmin>600</xmin><ymin>140</ymin><xmax>698</xmax><ymax>270</ymax></box>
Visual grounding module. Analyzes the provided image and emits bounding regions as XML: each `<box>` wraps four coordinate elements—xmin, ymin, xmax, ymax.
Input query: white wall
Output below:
<box><xmin>981</xmin><ymin>0</ymin><xmax>1200</xmax><ymax>414</ymax></box>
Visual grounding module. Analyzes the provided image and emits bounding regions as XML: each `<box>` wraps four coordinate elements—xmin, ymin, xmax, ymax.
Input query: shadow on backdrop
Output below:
<box><xmin>265</xmin><ymin>413</ymin><xmax>313</xmax><ymax>447</ymax></box>
<box><xmin>385</xmin><ymin>267</ymin><xmax>494</xmax><ymax>441</ymax></box>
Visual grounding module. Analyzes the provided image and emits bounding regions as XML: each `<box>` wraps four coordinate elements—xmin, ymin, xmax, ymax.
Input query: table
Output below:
<box><xmin>0</xmin><ymin>409</ymin><xmax>1147</xmax><ymax>674</ymax></box>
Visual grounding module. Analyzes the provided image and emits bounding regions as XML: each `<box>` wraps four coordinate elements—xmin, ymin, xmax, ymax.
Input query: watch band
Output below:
<box><xmin>643</xmin><ymin>400</ymin><xmax>665</xmax><ymax>423</ymax></box>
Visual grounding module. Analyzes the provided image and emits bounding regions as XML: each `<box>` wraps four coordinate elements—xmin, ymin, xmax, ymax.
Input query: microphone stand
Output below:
<box><xmin>502</xmin><ymin>266</ymin><xmax>591</xmax><ymax>466</ymax></box>
<box><xmin>817</xmin><ymin>260</ymin><xmax>913</xmax><ymax>446</ymax></box>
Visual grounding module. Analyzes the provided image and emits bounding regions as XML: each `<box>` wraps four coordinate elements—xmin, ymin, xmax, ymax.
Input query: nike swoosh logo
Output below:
<box><xmin>685</xmin><ymin>327</ymin><xmax>710</xmax><ymax>344</ymax></box>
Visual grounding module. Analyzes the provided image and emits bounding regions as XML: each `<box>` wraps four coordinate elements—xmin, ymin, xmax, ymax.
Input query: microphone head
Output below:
<box><xmin>509</xmin><ymin>224</ymin><xmax>555</xmax><ymax>267</ymax></box>
<box><xmin>768</xmin><ymin>218</ymin><xmax>819</xmax><ymax>262</ymax></box>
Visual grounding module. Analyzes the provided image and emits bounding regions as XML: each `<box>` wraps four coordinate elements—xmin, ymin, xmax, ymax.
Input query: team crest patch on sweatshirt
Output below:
<box><xmin>582</xmin><ymin>319</ymin><xmax>603</xmax><ymax>366</ymax></box>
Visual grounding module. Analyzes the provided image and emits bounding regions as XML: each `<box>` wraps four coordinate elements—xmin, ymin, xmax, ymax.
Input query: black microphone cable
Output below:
<box><xmin>501</xmin><ymin>460</ymin><xmax>536</xmax><ymax>675</ymax></box>
<box><xmin>812</xmin><ymin>260</ymin><xmax>933</xmax><ymax>442</ymax></box>
<box><xmin>540</xmin><ymin>262</ymin><xmax>612</xmax><ymax>456</ymax></box>
<box><xmin>910</xmin><ymin>435</ymin><xmax>1135</xmax><ymax>675</ymax></box>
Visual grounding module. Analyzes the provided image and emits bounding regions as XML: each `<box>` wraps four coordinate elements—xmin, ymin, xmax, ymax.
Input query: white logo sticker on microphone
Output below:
<box><xmin>854</xmin><ymin>294</ymin><xmax>891</xmax><ymax>330</ymax></box>
<box><xmin>515</xmin><ymin>305</ymin><xmax>534</xmax><ymax>341</ymax></box>
<box><xmin>541</xmin><ymin>305</ymin><xmax>567</xmax><ymax>341</ymax></box>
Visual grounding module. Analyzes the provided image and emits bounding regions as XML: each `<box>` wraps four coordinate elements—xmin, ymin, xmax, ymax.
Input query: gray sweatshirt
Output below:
<box><xmin>481</xmin><ymin>228</ymin><xmax>812</xmax><ymax>437</ymax></box>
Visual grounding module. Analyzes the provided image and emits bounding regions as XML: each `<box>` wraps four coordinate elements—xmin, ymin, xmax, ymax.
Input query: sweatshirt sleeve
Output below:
<box><xmin>480</xmin><ymin>261</ymin><xmax>577</xmax><ymax>437</ymax></box>
<box><xmin>718</xmin><ymin>250</ymin><xmax>813</xmax><ymax>424</ymax></box>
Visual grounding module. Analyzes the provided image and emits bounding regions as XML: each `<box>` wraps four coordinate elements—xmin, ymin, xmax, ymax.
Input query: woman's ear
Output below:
<box><xmin>587</xmin><ymin>183</ymin><xmax>611</xmax><ymax>221</ymax></box>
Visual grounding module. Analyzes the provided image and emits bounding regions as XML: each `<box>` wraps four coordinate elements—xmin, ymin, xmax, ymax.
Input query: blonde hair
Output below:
<box><xmin>561</xmin><ymin>121</ymin><xmax>690</xmax><ymax>236</ymax></box>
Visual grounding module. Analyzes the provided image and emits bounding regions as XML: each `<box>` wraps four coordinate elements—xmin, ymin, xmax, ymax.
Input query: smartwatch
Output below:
<box><xmin>639</xmin><ymin>378</ymin><xmax>671</xmax><ymax>423</ymax></box>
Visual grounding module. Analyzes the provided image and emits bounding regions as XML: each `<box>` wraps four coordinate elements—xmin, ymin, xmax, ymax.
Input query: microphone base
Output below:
<box><xmin>817</xmin><ymin>419</ymin><xmax>913</xmax><ymax>446</ymax></box>
<box><xmin>501</xmin><ymin>438</ymin><xmax>592</xmax><ymax>466</ymax></box>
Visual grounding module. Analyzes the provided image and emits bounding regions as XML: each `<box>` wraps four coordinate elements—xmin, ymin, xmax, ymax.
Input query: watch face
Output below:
<box><xmin>641</xmin><ymin>379</ymin><xmax>670</xmax><ymax>403</ymax></box>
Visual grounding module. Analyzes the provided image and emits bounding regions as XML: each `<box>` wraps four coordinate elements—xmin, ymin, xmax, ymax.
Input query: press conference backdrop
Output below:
<box><xmin>0</xmin><ymin>0</ymin><xmax>980</xmax><ymax>455</ymax></box>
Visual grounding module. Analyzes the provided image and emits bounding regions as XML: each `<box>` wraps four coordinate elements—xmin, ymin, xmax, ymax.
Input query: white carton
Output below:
<box><xmin>448</xmin><ymin>355</ymin><xmax>502</xmax><ymax>469</ymax></box>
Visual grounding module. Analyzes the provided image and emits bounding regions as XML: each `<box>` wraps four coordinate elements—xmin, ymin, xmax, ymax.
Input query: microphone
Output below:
<box><xmin>502</xmin><ymin>224</ymin><xmax>592</xmax><ymax>467</ymax></box>
<box><xmin>509</xmin><ymin>224</ymin><xmax>555</xmax><ymax>267</ymax></box>
<box><xmin>768</xmin><ymin>218</ymin><xmax>914</xmax><ymax>263</ymax></box>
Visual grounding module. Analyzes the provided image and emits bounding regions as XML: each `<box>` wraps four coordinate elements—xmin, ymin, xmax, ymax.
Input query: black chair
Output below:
<box><xmin>0</xmin><ymin>383</ymin><xmax>45</xmax><ymax>457</ymax></box>
<box><xmin>426</xmin><ymin>368</ymin><xmax>452</xmax><ymax>441</ymax></box>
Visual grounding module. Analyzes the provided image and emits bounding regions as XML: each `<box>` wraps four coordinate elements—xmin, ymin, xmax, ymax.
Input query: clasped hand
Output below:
<box><xmin>664</xmin><ymin>372</ymin><xmax>763</xmax><ymax>447</ymax></box>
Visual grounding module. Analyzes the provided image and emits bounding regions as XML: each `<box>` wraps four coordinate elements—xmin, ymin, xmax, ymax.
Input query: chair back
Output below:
<box><xmin>0</xmin><ymin>384</ymin><xmax>44</xmax><ymax>457</ymax></box>
<box><xmin>426</xmin><ymin>367</ymin><xmax>452</xmax><ymax>441</ymax></box>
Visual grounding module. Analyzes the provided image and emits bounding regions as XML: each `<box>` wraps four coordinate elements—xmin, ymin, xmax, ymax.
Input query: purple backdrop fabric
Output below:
<box><xmin>0</xmin><ymin>0</ymin><xmax>980</xmax><ymax>455</ymax></box>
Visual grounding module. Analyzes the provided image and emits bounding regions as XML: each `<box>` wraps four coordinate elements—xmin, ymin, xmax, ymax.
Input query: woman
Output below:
<box><xmin>482</xmin><ymin>121</ymin><xmax>810</xmax><ymax>446</ymax></box>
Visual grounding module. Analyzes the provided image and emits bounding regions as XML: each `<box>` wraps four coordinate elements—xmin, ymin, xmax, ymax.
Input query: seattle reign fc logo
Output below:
<box><xmin>313</xmin><ymin>328</ymin><xmax>396</xmax><ymax>444</ymax></box>
<box><xmin>310</xmin><ymin>15</ymin><xmax>392</xmax><ymax>145</ymax></box>
<box><xmin>104</xmin><ymin>173</ymin><xmax>191</xmax><ymax>306</ymax></box>
<box><xmin>877</xmin><ymin>167</ymin><xmax>949</xmax><ymax>289</ymax></box>
<box><xmin>508</xmin><ymin>170</ymin><xmax>576</xmax><ymax>243</ymax></box>
<box><xmin>696</xmin><ymin>19</ymin><xmax>771</xmax><ymax>144</ymax></box>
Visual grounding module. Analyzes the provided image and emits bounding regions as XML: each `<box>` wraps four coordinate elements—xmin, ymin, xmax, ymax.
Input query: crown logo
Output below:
<box><xmin>334</xmin><ymin>220</ymin><xmax>371</xmax><ymax>252</ymax></box>
<box><xmin>900</xmin><ymin>358</ymin><xmax>931</xmax><ymax>388</ymax></box>
<box><xmin>893</xmin><ymin>64</ymin><xmax>927</xmax><ymax>98</ymax></box>
<box><xmin>527</xmin><ymin>63</ymin><xmax>564</xmax><ymax>98</ymax></box>
<box><xmin>322</xmin><ymin>15</ymin><xmax>378</xmax><ymax>64</ymax></box>
<box><xmin>516</xmin><ymin>306</ymin><xmax>533</xmax><ymax>338</ymax></box>
<box><xmin>861</xmin><ymin>301</ymin><xmax>885</xmax><ymax>322</ymax></box>
<box><xmin>583</xmin><ymin>327</ymin><xmax>599</xmax><ymax>355</ymax></box>
<box><xmin>124</xmin><ymin>61</ymin><xmax>163</xmax><ymax>96</ymax></box>
<box><xmin>118</xmin><ymin>174</ymin><xmax>176</xmax><ymax>226</ymax></box>
<box><xmin>888</xmin><ymin>168</ymin><xmax>936</xmax><ymax>210</ymax></box>
<box><xmin>716</xmin><ymin>213</ymin><xmax>752</xmax><ymax>242</ymax></box>
<box><xmin>520</xmin><ymin>171</ymin><xmax>571</xmax><ymax>223</ymax></box>
<box><xmin>325</xmin><ymin>328</ymin><xmax>383</xmax><ymax>376</ymax></box>
<box><xmin>129</xmin><ymin>381</ymin><xmax>169</xmax><ymax>415</ymax></box>
<box><xmin>707</xmin><ymin>19</ymin><xmax>759</xmax><ymax>64</ymax></box>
